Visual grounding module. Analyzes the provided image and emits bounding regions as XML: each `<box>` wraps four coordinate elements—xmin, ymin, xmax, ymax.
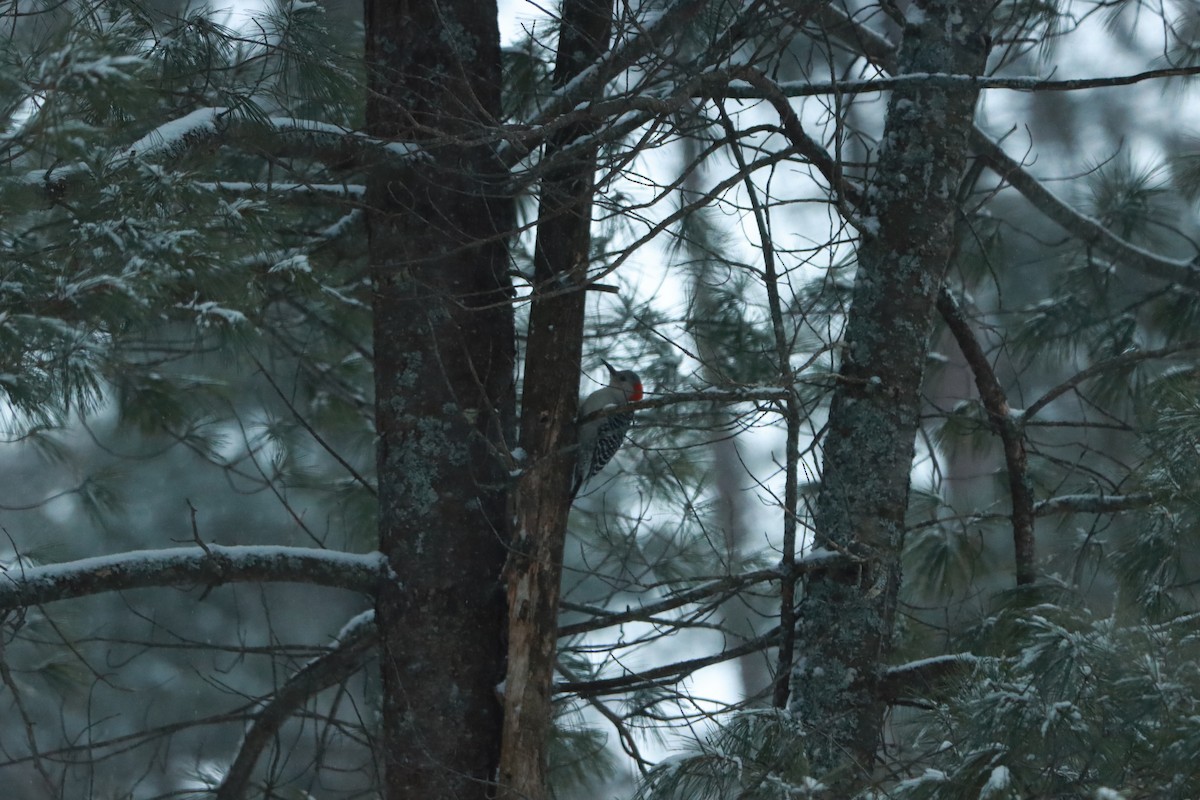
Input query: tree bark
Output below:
<box><xmin>498</xmin><ymin>2</ymin><xmax>613</xmax><ymax>798</ymax></box>
<box><xmin>363</xmin><ymin>2</ymin><xmax>514</xmax><ymax>799</ymax></box>
<box><xmin>789</xmin><ymin>1</ymin><xmax>990</xmax><ymax>780</ymax></box>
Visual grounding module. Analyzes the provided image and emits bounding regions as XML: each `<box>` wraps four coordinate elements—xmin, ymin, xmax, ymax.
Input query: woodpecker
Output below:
<box><xmin>571</xmin><ymin>360</ymin><xmax>643</xmax><ymax>499</ymax></box>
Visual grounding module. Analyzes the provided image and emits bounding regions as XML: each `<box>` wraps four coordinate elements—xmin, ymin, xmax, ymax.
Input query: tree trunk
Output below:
<box><xmin>498</xmin><ymin>2</ymin><xmax>613</xmax><ymax>798</ymax></box>
<box><xmin>789</xmin><ymin>1</ymin><xmax>990</xmax><ymax>780</ymax></box>
<box><xmin>363</xmin><ymin>2</ymin><xmax>514</xmax><ymax>798</ymax></box>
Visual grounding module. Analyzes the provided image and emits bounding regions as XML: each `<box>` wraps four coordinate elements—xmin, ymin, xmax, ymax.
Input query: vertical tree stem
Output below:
<box><xmin>499</xmin><ymin>2</ymin><xmax>614</xmax><ymax>798</ymax></box>
<box><xmin>364</xmin><ymin>3</ymin><xmax>514</xmax><ymax>798</ymax></box>
<box><xmin>790</xmin><ymin>1</ymin><xmax>991</xmax><ymax>780</ymax></box>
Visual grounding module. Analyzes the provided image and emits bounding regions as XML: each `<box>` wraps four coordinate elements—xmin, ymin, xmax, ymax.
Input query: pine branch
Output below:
<box><xmin>14</xmin><ymin>109</ymin><xmax>416</xmax><ymax>205</ymax></box>
<box><xmin>971</xmin><ymin>129</ymin><xmax>1200</xmax><ymax>292</ymax></box>
<box><xmin>909</xmin><ymin>490</ymin><xmax>1158</xmax><ymax>535</ymax></box>
<box><xmin>195</xmin><ymin>181</ymin><xmax>366</xmax><ymax>198</ymax></box>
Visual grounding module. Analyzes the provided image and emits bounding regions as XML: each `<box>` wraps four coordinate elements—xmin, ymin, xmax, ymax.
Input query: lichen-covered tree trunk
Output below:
<box><xmin>789</xmin><ymin>2</ymin><xmax>991</xmax><ymax>779</ymax></box>
<box><xmin>499</xmin><ymin>2</ymin><xmax>613</xmax><ymax>797</ymax></box>
<box><xmin>363</xmin><ymin>2</ymin><xmax>514</xmax><ymax>799</ymax></box>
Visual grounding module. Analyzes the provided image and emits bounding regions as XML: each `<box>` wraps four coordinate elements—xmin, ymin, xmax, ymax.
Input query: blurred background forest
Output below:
<box><xmin>3</xmin><ymin>0</ymin><xmax>1200</xmax><ymax>798</ymax></box>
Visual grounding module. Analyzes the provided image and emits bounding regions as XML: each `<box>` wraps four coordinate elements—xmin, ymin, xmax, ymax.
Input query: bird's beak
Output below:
<box><xmin>601</xmin><ymin>359</ymin><xmax>615</xmax><ymax>374</ymax></box>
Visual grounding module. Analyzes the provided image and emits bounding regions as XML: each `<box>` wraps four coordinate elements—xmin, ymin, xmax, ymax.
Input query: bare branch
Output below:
<box><xmin>557</xmin><ymin>549</ymin><xmax>847</xmax><ymax>638</ymax></box>
<box><xmin>938</xmin><ymin>287</ymin><xmax>1036</xmax><ymax>586</ymax></box>
<box><xmin>496</xmin><ymin>0</ymin><xmax>709</xmax><ymax>166</ymax></box>
<box><xmin>215</xmin><ymin>612</ymin><xmax>377</xmax><ymax>800</ymax></box>
<box><xmin>0</xmin><ymin>637</ymin><xmax>56</xmax><ymax>794</ymax></box>
<box><xmin>971</xmin><ymin>129</ymin><xmax>1200</xmax><ymax>293</ymax></box>
<box><xmin>556</xmin><ymin>661</ymin><xmax>652</xmax><ymax>775</ymax></box>
<box><xmin>719</xmin><ymin>65</ymin><xmax>1200</xmax><ymax>99</ymax></box>
<box><xmin>555</xmin><ymin>628</ymin><xmax>780</xmax><ymax>698</ymax></box>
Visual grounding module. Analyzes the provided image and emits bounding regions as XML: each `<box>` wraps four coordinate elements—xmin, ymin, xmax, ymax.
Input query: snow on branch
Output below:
<box><xmin>878</xmin><ymin>653</ymin><xmax>980</xmax><ymax>703</ymax></box>
<box><xmin>18</xmin><ymin>108</ymin><xmax>419</xmax><ymax>196</ymax></box>
<box><xmin>1033</xmin><ymin>492</ymin><xmax>1156</xmax><ymax>516</ymax></box>
<box><xmin>118</xmin><ymin>108</ymin><xmax>421</xmax><ymax>167</ymax></box>
<box><xmin>122</xmin><ymin>106</ymin><xmax>226</xmax><ymax>162</ymax></box>
<box><xmin>195</xmin><ymin>181</ymin><xmax>366</xmax><ymax>198</ymax></box>
<box><xmin>0</xmin><ymin>545</ymin><xmax>386</xmax><ymax>611</ymax></box>
<box><xmin>263</xmin><ymin>114</ymin><xmax>422</xmax><ymax>160</ymax></box>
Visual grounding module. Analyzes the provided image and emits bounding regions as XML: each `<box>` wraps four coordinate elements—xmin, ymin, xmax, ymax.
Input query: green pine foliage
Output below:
<box><xmin>892</xmin><ymin>605</ymin><xmax>1200</xmax><ymax>799</ymax></box>
<box><xmin>636</xmin><ymin>710</ymin><xmax>818</xmax><ymax>800</ymax></box>
<box><xmin>1</xmin><ymin>0</ymin><xmax>374</xmax><ymax>513</ymax></box>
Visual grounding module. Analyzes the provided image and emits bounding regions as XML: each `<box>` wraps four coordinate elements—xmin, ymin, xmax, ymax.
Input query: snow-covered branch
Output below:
<box><xmin>117</xmin><ymin>108</ymin><xmax>420</xmax><ymax>168</ymax></box>
<box><xmin>878</xmin><ymin>653</ymin><xmax>980</xmax><ymax>703</ymax></box>
<box><xmin>195</xmin><ymin>181</ymin><xmax>366</xmax><ymax>198</ymax></box>
<box><xmin>0</xmin><ymin>546</ymin><xmax>386</xmax><ymax>611</ymax></box>
<box><xmin>1033</xmin><ymin>492</ymin><xmax>1156</xmax><ymax>516</ymax></box>
<box><xmin>16</xmin><ymin>108</ymin><xmax>417</xmax><ymax>201</ymax></box>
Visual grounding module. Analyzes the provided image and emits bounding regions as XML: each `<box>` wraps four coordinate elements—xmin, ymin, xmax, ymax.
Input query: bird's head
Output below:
<box><xmin>602</xmin><ymin>360</ymin><xmax>644</xmax><ymax>402</ymax></box>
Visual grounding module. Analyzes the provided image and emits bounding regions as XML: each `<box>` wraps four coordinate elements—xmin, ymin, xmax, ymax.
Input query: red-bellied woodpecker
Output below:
<box><xmin>571</xmin><ymin>360</ymin><xmax>643</xmax><ymax>499</ymax></box>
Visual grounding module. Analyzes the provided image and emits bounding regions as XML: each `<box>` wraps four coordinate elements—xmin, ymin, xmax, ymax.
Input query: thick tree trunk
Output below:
<box><xmin>498</xmin><ymin>2</ymin><xmax>613</xmax><ymax>798</ymax></box>
<box><xmin>790</xmin><ymin>1</ymin><xmax>990</xmax><ymax>780</ymax></box>
<box><xmin>363</xmin><ymin>3</ymin><xmax>514</xmax><ymax>799</ymax></box>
